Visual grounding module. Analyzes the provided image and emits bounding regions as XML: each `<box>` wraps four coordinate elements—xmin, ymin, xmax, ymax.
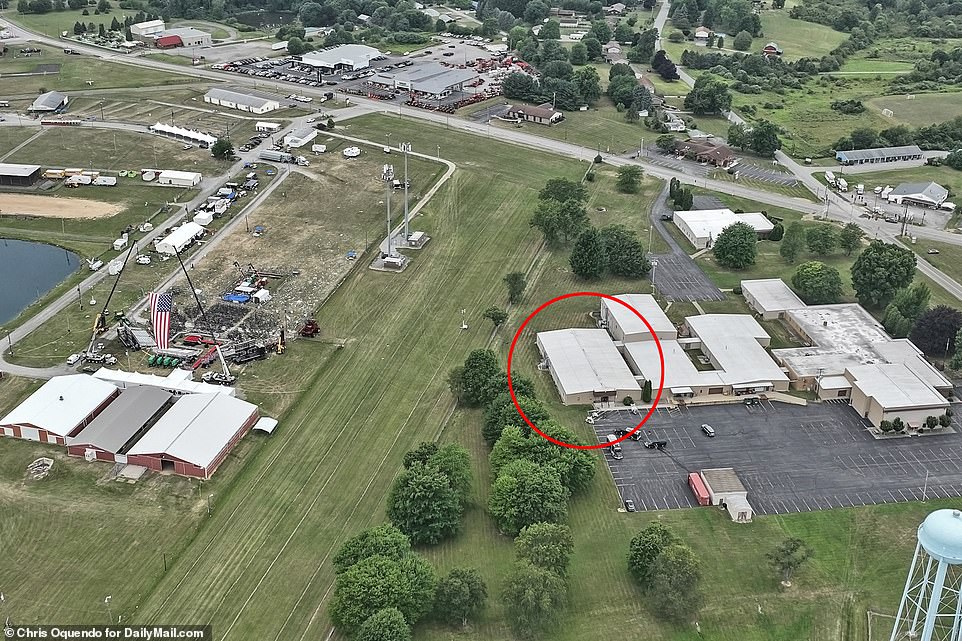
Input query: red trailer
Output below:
<box><xmin>688</xmin><ymin>472</ymin><xmax>711</xmax><ymax>506</ymax></box>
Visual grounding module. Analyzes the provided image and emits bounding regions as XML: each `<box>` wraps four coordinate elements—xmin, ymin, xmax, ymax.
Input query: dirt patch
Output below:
<box><xmin>0</xmin><ymin>193</ymin><xmax>123</xmax><ymax>219</ymax></box>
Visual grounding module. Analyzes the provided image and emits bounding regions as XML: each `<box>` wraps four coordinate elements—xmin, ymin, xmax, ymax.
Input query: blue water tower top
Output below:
<box><xmin>918</xmin><ymin>509</ymin><xmax>962</xmax><ymax>564</ymax></box>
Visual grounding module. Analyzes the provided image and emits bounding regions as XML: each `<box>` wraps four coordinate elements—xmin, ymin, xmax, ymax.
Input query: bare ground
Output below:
<box><xmin>0</xmin><ymin>193</ymin><xmax>123</xmax><ymax>218</ymax></box>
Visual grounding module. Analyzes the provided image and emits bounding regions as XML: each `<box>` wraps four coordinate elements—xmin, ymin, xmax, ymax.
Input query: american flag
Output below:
<box><xmin>148</xmin><ymin>292</ymin><xmax>173</xmax><ymax>350</ymax></box>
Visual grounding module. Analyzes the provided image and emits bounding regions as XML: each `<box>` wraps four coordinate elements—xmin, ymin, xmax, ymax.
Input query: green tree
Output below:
<box><xmin>453</xmin><ymin>349</ymin><xmax>501</xmax><ymax>407</ymax></box>
<box><xmin>769</xmin><ymin>222</ymin><xmax>784</xmax><ymax>241</ymax></box>
<box><xmin>733</xmin><ymin>29</ymin><xmax>752</xmax><ymax>50</ymax></box>
<box><xmin>791</xmin><ymin>261</ymin><xmax>843</xmax><ymax>304</ymax></box>
<box><xmin>540</xmin><ymin>177</ymin><xmax>588</xmax><ymax>204</ymax></box>
<box><xmin>502</xmin><ymin>562</ymin><xmax>567</xmax><ymax>639</ymax></box>
<box><xmin>569</xmin><ymin>41</ymin><xmax>588</xmax><ymax>65</ymax></box>
<box><xmin>589</xmin><ymin>19</ymin><xmax>611</xmax><ymax>43</ymax></box>
<box><xmin>748</xmin><ymin>120</ymin><xmax>782</xmax><ymax>157</ymax></box>
<box><xmin>716</xmin><ymin>35</ymin><xmax>725</xmax><ymax>49</ymax></box>
<box><xmin>945</xmin><ymin>149</ymin><xmax>962</xmax><ymax>171</ymax></box>
<box><xmin>490</xmin><ymin>423</ymin><xmax>595</xmax><ymax>493</ymax></box>
<box><xmin>481</xmin><ymin>371</ymin><xmax>535</xmax><ymax>409</ymax></box>
<box><xmin>429</xmin><ymin>444</ymin><xmax>472</xmax><ymax>506</ymax></box>
<box><xmin>910</xmin><ymin>305</ymin><xmax>962</xmax><ymax>355</ymax></box>
<box><xmin>727</xmin><ymin>123</ymin><xmax>747</xmax><ymax>149</ymax></box>
<box><xmin>298</xmin><ymin>1</ymin><xmax>325</xmax><ymax>26</ymax></box>
<box><xmin>211</xmin><ymin>138</ymin><xmax>234</xmax><ymax>160</ymax></box>
<box><xmin>805</xmin><ymin>223</ymin><xmax>838</xmax><ymax>256</ymax></box>
<box><xmin>482</xmin><ymin>393</ymin><xmax>548</xmax><ymax>446</ymax></box>
<box><xmin>489</xmin><ymin>460</ymin><xmax>569</xmax><ymax>535</ymax></box>
<box><xmin>387</xmin><ymin>462</ymin><xmax>462</xmax><ymax>545</ymax></box>
<box><xmin>583</xmin><ymin>36</ymin><xmax>603</xmax><ymax>60</ymax></box>
<box><xmin>616</xmin><ymin>165</ymin><xmax>643</xmax><ymax>193</ymax></box>
<box><xmin>530</xmin><ymin>198</ymin><xmax>564</xmax><ymax>247</ymax></box>
<box><xmin>614</xmin><ymin>21</ymin><xmax>633</xmax><ymax>43</ymax></box>
<box><xmin>523</xmin><ymin>0</ymin><xmax>549</xmax><ymax>23</ymax></box>
<box><xmin>433</xmin><ymin>567</ymin><xmax>488</xmax><ymax>628</ymax></box>
<box><xmin>851</xmin><ymin>240</ymin><xmax>916</xmax><ymax>307</ymax></box>
<box><xmin>673</xmin><ymin>187</ymin><xmax>693</xmax><ymax>211</ymax></box>
<box><xmin>287</xmin><ymin>36</ymin><xmax>307</xmax><ymax>55</ymax></box>
<box><xmin>780</xmin><ymin>221</ymin><xmax>805</xmax><ymax>263</ymax></box>
<box><xmin>628</xmin><ymin>522</ymin><xmax>678</xmax><ymax>586</ymax></box>
<box><xmin>333</xmin><ymin>524</ymin><xmax>411</xmax><ymax>574</ymax></box>
<box><xmin>656</xmin><ymin>134</ymin><xmax>678</xmax><ymax>153</ymax></box>
<box><xmin>882</xmin><ymin>282</ymin><xmax>931</xmax><ymax>337</ymax></box>
<box><xmin>504</xmin><ymin>271</ymin><xmax>527</xmax><ymax>304</ymax></box>
<box><xmin>609</xmin><ymin>62</ymin><xmax>635</xmax><ymax>79</ymax></box>
<box><xmin>951</xmin><ymin>326</ymin><xmax>962</xmax><ymax>369</ymax></box>
<box><xmin>403</xmin><ymin>442</ymin><xmax>439</xmax><ymax>469</ymax></box>
<box><xmin>768</xmin><ymin>538</ymin><xmax>813</xmax><ymax>584</ymax></box>
<box><xmin>634</xmin><ymin>28</ymin><xmax>658</xmax><ymax>62</ymax></box>
<box><xmin>882</xmin><ymin>305</ymin><xmax>913</xmax><ymax>339</ymax></box>
<box><xmin>649</xmin><ymin>543</ymin><xmax>703</xmax><ymax>621</ymax></box>
<box><xmin>573</xmin><ymin>65</ymin><xmax>601</xmax><ymax>103</ymax></box>
<box><xmin>515</xmin><ymin>523</ymin><xmax>574</xmax><ymax>576</ymax></box>
<box><xmin>558</xmin><ymin>198</ymin><xmax>589</xmax><ymax>242</ymax></box>
<box><xmin>839</xmin><ymin>222</ymin><xmax>865</xmax><ymax>255</ymax></box>
<box><xmin>713</xmin><ymin>222</ymin><xmax>757</xmax><ymax>268</ymax></box>
<box><xmin>642</xmin><ymin>379</ymin><xmax>652</xmax><ymax>402</ymax></box>
<box><xmin>329</xmin><ymin>555</ymin><xmax>437</xmax><ymax>634</ymax></box>
<box><xmin>358</xmin><ymin>608</ymin><xmax>411</xmax><ymax>641</ymax></box>
<box><xmin>540</xmin><ymin>19</ymin><xmax>560</xmax><ymax>39</ymax></box>
<box><xmin>601</xmin><ymin>225</ymin><xmax>651</xmax><ymax>278</ymax></box>
<box><xmin>96</xmin><ymin>0</ymin><xmax>109</xmax><ymax>11</ymax></box>
<box><xmin>483</xmin><ymin>306</ymin><xmax>508</xmax><ymax>327</ymax></box>
<box><xmin>683</xmin><ymin>74</ymin><xmax>732</xmax><ymax>114</ymax></box>
<box><xmin>570</xmin><ymin>226</ymin><xmax>608</xmax><ymax>279</ymax></box>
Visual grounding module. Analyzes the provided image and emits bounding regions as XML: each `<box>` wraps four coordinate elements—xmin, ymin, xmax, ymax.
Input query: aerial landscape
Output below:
<box><xmin>3</xmin><ymin>0</ymin><xmax>962</xmax><ymax>638</ymax></box>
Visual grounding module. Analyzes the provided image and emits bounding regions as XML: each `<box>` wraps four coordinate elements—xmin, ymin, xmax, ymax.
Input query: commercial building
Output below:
<box><xmin>835</xmin><ymin>145</ymin><xmax>923</xmax><ymax>166</ymax></box>
<box><xmin>536</xmin><ymin>328</ymin><xmax>641</xmax><ymax>405</ymax></box>
<box><xmin>130</xmin><ymin>19</ymin><xmax>165</xmax><ymax>39</ymax></box>
<box><xmin>599</xmin><ymin>294</ymin><xmax>676</xmax><ymax>342</ymax></box>
<box><xmin>699</xmin><ymin>468</ymin><xmax>754</xmax><ymax>522</ymax></box>
<box><xmin>0</xmin><ymin>162</ymin><xmax>42</xmax><ymax>187</ymax></box>
<box><xmin>125</xmin><ymin>393</ymin><xmax>259</xmax><ymax>478</ymax></box>
<box><xmin>846</xmin><ymin>364</ymin><xmax>950</xmax><ymax>427</ymax></box>
<box><xmin>157</xmin><ymin>170</ymin><xmax>202</xmax><ymax>187</ymax></box>
<box><xmin>299</xmin><ymin>44</ymin><xmax>382</xmax><ymax>72</ymax></box>
<box><xmin>673</xmin><ymin>139</ymin><xmax>736</xmax><ymax>167</ymax></box>
<box><xmin>283</xmin><ymin>127</ymin><xmax>317</xmax><ymax>148</ymax></box>
<box><xmin>672</xmin><ymin>208</ymin><xmax>774</xmax><ymax>249</ymax></box>
<box><xmin>0</xmin><ymin>375</ymin><xmax>119</xmax><ymax>445</ymax></box>
<box><xmin>28</xmin><ymin>91</ymin><xmax>68</xmax><ymax>113</ymax></box>
<box><xmin>371</xmin><ymin>62</ymin><xmax>479</xmax><ymax>99</ymax></box>
<box><xmin>504</xmin><ymin>104</ymin><xmax>564</xmax><ymax>125</ymax></box>
<box><xmin>886</xmin><ymin>182</ymin><xmax>949</xmax><ymax>209</ymax></box>
<box><xmin>153</xmin><ymin>27</ymin><xmax>211</xmax><ymax>48</ymax></box>
<box><xmin>204</xmin><ymin>87</ymin><xmax>280</xmax><ymax>114</ymax></box>
<box><xmin>148</xmin><ymin>122</ymin><xmax>216</xmax><ymax>148</ymax></box>
<box><xmin>66</xmin><ymin>386</ymin><xmax>173</xmax><ymax>463</ymax></box>
<box><xmin>255</xmin><ymin>121</ymin><xmax>281</xmax><ymax>133</ymax></box>
<box><xmin>741</xmin><ymin>278</ymin><xmax>805</xmax><ymax>320</ymax></box>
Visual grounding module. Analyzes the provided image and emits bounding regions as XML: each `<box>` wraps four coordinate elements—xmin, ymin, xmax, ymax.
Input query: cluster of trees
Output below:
<box><xmin>502</xmin><ymin>63</ymin><xmax>594</xmax><ymax>111</ymax></box>
<box><xmin>779</xmin><ymin>221</ymin><xmax>864</xmax><ymax>264</ymax></box>
<box><xmin>329</xmin><ymin>525</ymin><xmax>487</xmax><ymax>638</ymax></box>
<box><xmin>790</xmin><ymin>0</ymin><xmax>962</xmax><ymax>39</ymax></box>
<box><xmin>836</xmin><ymin>117</ymin><xmax>962</xmax><ymax>154</ymax></box>
<box><xmin>892</xmin><ymin>48</ymin><xmax>962</xmax><ymax>93</ymax></box>
<box><xmin>627</xmin><ymin>523</ymin><xmax>703</xmax><ymax>621</ymax></box>
<box><xmin>387</xmin><ymin>441</ymin><xmax>472</xmax><ymax>545</ymax></box>
<box><xmin>668</xmin><ymin>176</ymin><xmax>694</xmax><ymax>210</ymax></box>
<box><xmin>683</xmin><ymin>74</ymin><xmax>732</xmax><ymax>114</ymax></box>
<box><xmin>881</xmin><ymin>282</ymin><xmax>930</xmax><ymax>338</ymax></box>
<box><xmin>727</xmin><ymin>121</ymin><xmax>782</xmax><ymax>157</ymax></box>
<box><xmin>830</xmin><ymin>99</ymin><xmax>865</xmax><ymax>114</ymax></box>
<box><xmin>669</xmin><ymin>0</ymin><xmax>761</xmax><ymax>37</ymax></box>
<box><xmin>680</xmin><ymin>50</ymin><xmax>817</xmax><ymax>94</ymax></box>
<box><xmin>529</xmin><ymin>177</ymin><xmax>590</xmax><ymax>247</ymax></box>
<box><xmin>502</xmin><ymin>523</ymin><xmax>574</xmax><ymax>638</ymax></box>
<box><xmin>608</xmin><ymin>63</ymin><xmax>654</xmax><ymax>116</ymax></box>
<box><xmin>651</xmin><ymin>49</ymin><xmax>680</xmax><ymax>81</ymax></box>
<box><xmin>20</xmin><ymin>0</ymin><xmax>113</xmax><ymax>16</ymax></box>
<box><xmin>570</xmin><ymin>224</ymin><xmax>652</xmax><ymax>280</ymax></box>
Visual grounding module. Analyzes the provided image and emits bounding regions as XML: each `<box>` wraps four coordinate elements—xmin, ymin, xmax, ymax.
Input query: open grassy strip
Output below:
<box><xmin>584</xmin><ymin>168</ymin><xmax>671</xmax><ymax>254</ymax></box>
<box><xmin>866</xmin><ymin>93</ymin><xmax>962</xmax><ymax>127</ymax></box>
<box><xmin>8</xmin><ymin>127</ymin><xmax>233</xmax><ymax>176</ymax></box>
<box><xmin>0</xmin><ymin>127</ymin><xmax>38</xmax><ymax>157</ymax></box>
<box><xmin>709</xmin><ymin>168</ymin><xmax>821</xmax><ymax>202</ymax></box>
<box><xmin>0</xmin><ymin>43</ymin><xmax>194</xmax><ymax>94</ymax></box>
<box><xmin>3</xmin><ymin>6</ymin><xmax>144</xmax><ymax>39</ymax></box>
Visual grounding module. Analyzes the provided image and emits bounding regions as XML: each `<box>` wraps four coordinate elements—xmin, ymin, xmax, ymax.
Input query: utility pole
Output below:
<box><xmin>383</xmin><ymin>164</ymin><xmax>394</xmax><ymax>256</ymax></box>
<box><xmin>900</xmin><ymin>202</ymin><xmax>909</xmax><ymax>237</ymax></box>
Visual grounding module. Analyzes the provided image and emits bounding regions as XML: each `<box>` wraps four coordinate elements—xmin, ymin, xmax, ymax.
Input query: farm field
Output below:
<box><xmin>7</xmin><ymin>126</ymin><xmax>232</xmax><ymax>176</ymax></box>
<box><xmin>0</xmin><ymin>43</ymin><xmax>194</xmax><ymax>94</ymax></box>
<box><xmin>868</xmin><ymin>92</ymin><xmax>962</xmax><ymax>128</ymax></box>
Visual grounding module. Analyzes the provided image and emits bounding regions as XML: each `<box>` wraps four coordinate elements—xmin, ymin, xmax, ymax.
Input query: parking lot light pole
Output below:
<box><xmin>207</xmin><ymin>493</ymin><xmax>213</xmax><ymax>516</ymax></box>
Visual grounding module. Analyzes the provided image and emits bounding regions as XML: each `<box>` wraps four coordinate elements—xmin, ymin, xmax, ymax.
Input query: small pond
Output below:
<box><xmin>0</xmin><ymin>239</ymin><xmax>81</xmax><ymax>326</ymax></box>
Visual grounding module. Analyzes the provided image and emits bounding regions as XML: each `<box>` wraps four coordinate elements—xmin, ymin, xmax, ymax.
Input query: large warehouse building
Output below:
<box><xmin>299</xmin><ymin>44</ymin><xmax>382</xmax><ymax>72</ymax></box>
<box><xmin>0</xmin><ymin>163</ymin><xmax>42</xmax><ymax>187</ymax></box>
<box><xmin>153</xmin><ymin>27</ymin><xmax>212</xmax><ymax>48</ymax></box>
<box><xmin>28</xmin><ymin>91</ymin><xmax>68</xmax><ymax>113</ymax></box>
<box><xmin>371</xmin><ymin>62</ymin><xmax>479</xmax><ymax>99</ymax></box>
<box><xmin>536</xmin><ymin>328</ymin><xmax>641</xmax><ymax>405</ymax></box>
<box><xmin>836</xmin><ymin>144</ymin><xmax>923</xmax><ymax>166</ymax></box>
<box><xmin>204</xmin><ymin>87</ymin><xmax>280</xmax><ymax>114</ymax></box>
<box><xmin>130</xmin><ymin>19</ymin><xmax>165</xmax><ymax>40</ymax></box>
<box><xmin>125</xmin><ymin>393</ymin><xmax>259</xmax><ymax>479</ymax></box>
<box><xmin>66</xmin><ymin>386</ymin><xmax>173</xmax><ymax>463</ymax></box>
<box><xmin>672</xmin><ymin>209</ymin><xmax>774</xmax><ymax>249</ymax></box>
<box><xmin>0</xmin><ymin>375</ymin><xmax>119</xmax><ymax>445</ymax></box>
<box><xmin>599</xmin><ymin>294</ymin><xmax>676</xmax><ymax>343</ymax></box>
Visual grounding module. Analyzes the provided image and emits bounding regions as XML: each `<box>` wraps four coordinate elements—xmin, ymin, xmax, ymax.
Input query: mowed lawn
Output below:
<box><xmin>868</xmin><ymin>93</ymin><xmax>962</xmax><ymax>127</ymax></box>
<box><xmin>757</xmin><ymin>11</ymin><xmax>847</xmax><ymax>60</ymax></box>
<box><xmin>0</xmin><ymin>127</ymin><xmax>39</xmax><ymax>157</ymax></box>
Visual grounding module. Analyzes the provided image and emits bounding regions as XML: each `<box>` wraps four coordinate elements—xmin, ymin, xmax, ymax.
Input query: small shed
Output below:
<box><xmin>700</xmin><ymin>468</ymin><xmax>753</xmax><ymax>522</ymax></box>
<box><xmin>193</xmin><ymin>211</ymin><xmax>214</xmax><ymax>226</ymax></box>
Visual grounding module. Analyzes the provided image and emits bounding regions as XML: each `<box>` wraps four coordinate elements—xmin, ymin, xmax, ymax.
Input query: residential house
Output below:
<box><xmin>505</xmin><ymin>104</ymin><xmax>564</xmax><ymax>125</ymax></box>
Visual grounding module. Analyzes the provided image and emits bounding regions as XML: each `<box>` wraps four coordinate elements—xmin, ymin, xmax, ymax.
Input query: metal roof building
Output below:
<box><xmin>130</xmin><ymin>19</ymin><xmax>165</xmax><ymax>37</ymax></box>
<box><xmin>299</xmin><ymin>44</ymin><xmax>382</xmax><ymax>71</ymax></box>
<box><xmin>67</xmin><ymin>386</ymin><xmax>173</xmax><ymax>463</ymax></box>
<box><xmin>886</xmin><ymin>181</ymin><xmax>949</xmax><ymax>208</ymax></box>
<box><xmin>157</xmin><ymin>169</ymin><xmax>202</xmax><ymax>187</ymax></box>
<box><xmin>371</xmin><ymin>62</ymin><xmax>479</xmax><ymax>98</ymax></box>
<box><xmin>536</xmin><ymin>328</ymin><xmax>641</xmax><ymax>405</ymax></box>
<box><xmin>28</xmin><ymin>91</ymin><xmax>68</xmax><ymax>113</ymax></box>
<box><xmin>0</xmin><ymin>162</ymin><xmax>42</xmax><ymax>187</ymax></box>
<box><xmin>154</xmin><ymin>27</ymin><xmax>211</xmax><ymax>47</ymax></box>
<box><xmin>835</xmin><ymin>145</ymin><xmax>923</xmax><ymax>166</ymax></box>
<box><xmin>0</xmin><ymin>375</ymin><xmax>119</xmax><ymax>445</ymax></box>
<box><xmin>600</xmin><ymin>294</ymin><xmax>676</xmax><ymax>342</ymax></box>
<box><xmin>203</xmin><ymin>87</ymin><xmax>280</xmax><ymax>114</ymax></box>
<box><xmin>126</xmin><ymin>393</ymin><xmax>259</xmax><ymax>478</ymax></box>
<box><xmin>672</xmin><ymin>209</ymin><xmax>774</xmax><ymax>249</ymax></box>
<box><xmin>741</xmin><ymin>278</ymin><xmax>806</xmax><ymax>320</ymax></box>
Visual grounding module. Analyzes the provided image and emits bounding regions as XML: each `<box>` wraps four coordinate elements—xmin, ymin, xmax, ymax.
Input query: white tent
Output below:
<box><xmin>156</xmin><ymin>222</ymin><xmax>204</xmax><ymax>255</ymax></box>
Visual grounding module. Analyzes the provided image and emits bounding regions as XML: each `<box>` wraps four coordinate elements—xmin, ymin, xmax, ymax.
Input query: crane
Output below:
<box><xmin>84</xmin><ymin>242</ymin><xmax>137</xmax><ymax>362</ymax></box>
<box><xmin>174</xmin><ymin>249</ymin><xmax>236</xmax><ymax>386</ymax></box>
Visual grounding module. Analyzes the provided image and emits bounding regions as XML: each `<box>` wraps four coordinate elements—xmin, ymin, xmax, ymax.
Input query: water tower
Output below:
<box><xmin>890</xmin><ymin>509</ymin><xmax>962</xmax><ymax>641</ymax></box>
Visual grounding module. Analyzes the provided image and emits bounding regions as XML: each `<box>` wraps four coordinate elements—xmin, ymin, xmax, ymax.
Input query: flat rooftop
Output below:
<box><xmin>847</xmin><ymin>363</ymin><xmax>950</xmax><ymax>410</ymax></box>
<box><xmin>687</xmin><ymin>314</ymin><xmax>789</xmax><ymax>386</ymax></box>
<box><xmin>537</xmin><ymin>328</ymin><xmax>641</xmax><ymax>396</ymax></box>
<box><xmin>741</xmin><ymin>278</ymin><xmax>805</xmax><ymax>314</ymax></box>
<box><xmin>0</xmin><ymin>163</ymin><xmax>41</xmax><ymax>177</ymax></box>
<box><xmin>674</xmin><ymin>208</ymin><xmax>774</xmax><ymax>239</ymax></box>
<box><xmin>602</xmin><ymin>294</ymin><xmax>676</xmax><ymax>338</ymax></box>
<box><xmin>701</xmin><ymin>467</ymin><xmax>747</xmax><ymax>494</ymax></box>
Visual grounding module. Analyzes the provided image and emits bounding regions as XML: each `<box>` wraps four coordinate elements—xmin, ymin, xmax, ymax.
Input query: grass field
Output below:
<box><xmin>837</xmin><ymin>59</ymin><xmax>916</xmax><ymax>73</ymax></box>
<box><xmin>868</xmin><ymin>92</ymin><xmax>962</xmax><ymax>127</ymax></box>
<box><xmin>758</xmin><ymin>10</ymin><xmax>847</xmax><ymax>60</ymax></box>
<box><xmin>1</xmin><ymin>6</ymin><xmax>144</xmax><ymax>38</ymax></box>
<box><xmin>0</xmin><ymin>44</ymin><xmax>194</xmax><ymax>94</ymax></box>
<box><xmin>5</xmin><ymin>113</ymin><xmax>962</xmax><ymax>641</ymax></box>
<box><xmin>0</xmin><ymin>127</ymin><xmax>39</xmax><ymax>157</ymax></box>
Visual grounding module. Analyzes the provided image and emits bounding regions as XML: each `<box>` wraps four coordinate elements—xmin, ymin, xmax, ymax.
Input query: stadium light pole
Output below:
<box><xmin>207</xmin><ymin>493</ymin><xmax>214</xmax><ymax>517</ymax></box>
<box><xmin>402</xmin><ymin>143</ymin><xmax>412</xmax><ymax>242</ymax></box>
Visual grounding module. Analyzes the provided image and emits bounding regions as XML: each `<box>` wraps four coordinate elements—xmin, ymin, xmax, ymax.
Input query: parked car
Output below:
<box><xmin>928</xmin><ymin>248</ymin><xmax>940</xmax><ymax>254</ymax></box>
<box><xmin>624</xmin><ymin>499</ymin><xmax>637</xmax><ymax>512</ymax></box>
<box><xmin>701</xmin><ymin>424</ymin><xmax>716</xmax><ymax>437</ymax></box>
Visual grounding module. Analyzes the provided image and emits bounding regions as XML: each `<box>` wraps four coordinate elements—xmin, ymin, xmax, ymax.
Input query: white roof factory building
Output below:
<box><xmin>126</xmin><ymin>393</ymin><xmax>259</xmax><ymax>479</ymax></box>
<box><xmin>157</xmin><ymin>169</ymin><xmax>202</xmax><ymax>187</ymax></box>
<box><xmin>599</xmin><ymin>294</ymin><xmax>676</xmax><ymax>342</ymax></box>
<box><xmin>673</xmin><ymin>208</ymin><xmax>774</xmax><ymax>249</ymax></box>
<box><xmin>536</xmin><ymin>328</ymin><xmax>641</xmax><ymax>405</ymax></box>
<box><xmin>299</xmin><ymin>44</ymin><xmax>382</xmax><ymax>71</ymax></box>
<box><xmin>130</xmin><ymin>19</ymin><xmax>165</xmax><ymax>38</ymax></box>
<box><xmin>204</xmin><ymin>87</ymin><xmax>280</xmax><ymax>114</ymax></box>
<box><xmin>371</xmin><ymin>62</ymin><xmax>480</xmax><ymax>99</ymax></box>
<box><xmin>66</xmin><ymin>386</ymin><xmax>173</xmax><ymax>463</ymax></box>
<box><xmin>0</xmin><ymin>375</ymin><xmax>120</xmax><ymax>445</ymax></box>
<box><xmin>741</xmin><ymin>278</ymin><xmax>806</xmax><ymax>320</ymax></box>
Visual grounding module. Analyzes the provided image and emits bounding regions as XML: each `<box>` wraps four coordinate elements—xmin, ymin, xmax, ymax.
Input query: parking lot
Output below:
<box><xmin>591</xmin><ymin>400</ymin><xmax>962</xmax><ymax>515</ymax></box>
